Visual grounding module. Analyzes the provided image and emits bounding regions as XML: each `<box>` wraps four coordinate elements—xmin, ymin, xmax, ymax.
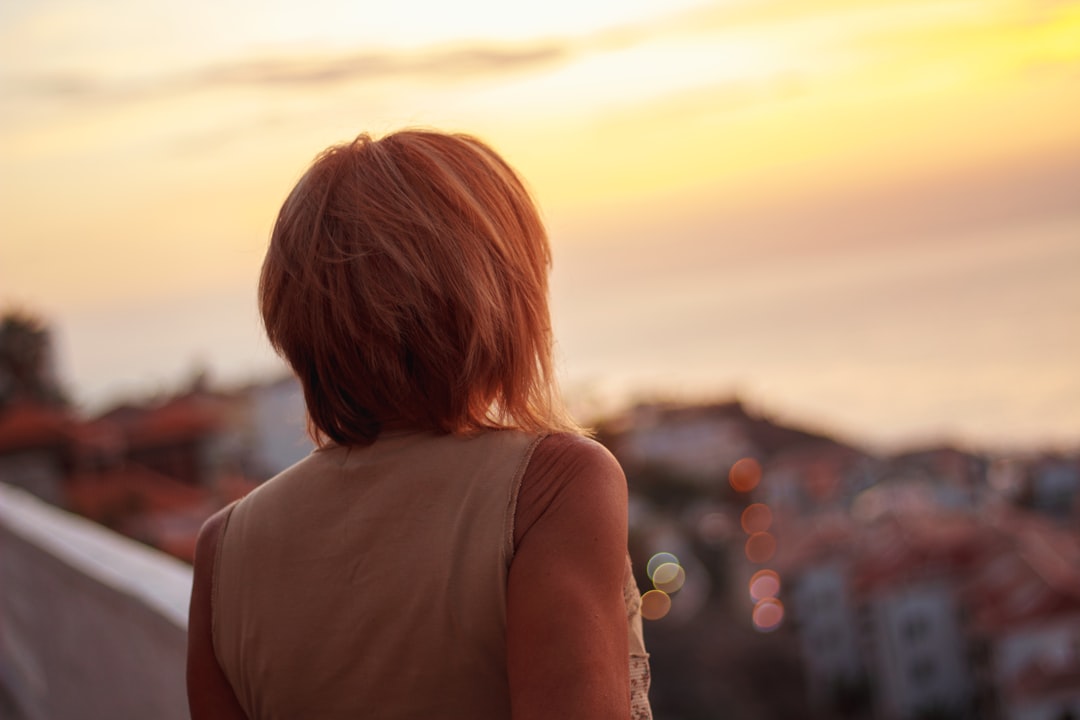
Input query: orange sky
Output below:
<box><xmin>1</xmin><ymin>0</ymin><xmax>1078</xmax><ymax>449</ymax></box>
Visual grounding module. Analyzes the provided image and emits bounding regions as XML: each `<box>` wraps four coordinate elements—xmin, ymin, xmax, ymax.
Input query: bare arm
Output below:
<box><xmin>507</xmin><ymin>434</ymin><xmax>631</xmax><ymax>720</ymax></box>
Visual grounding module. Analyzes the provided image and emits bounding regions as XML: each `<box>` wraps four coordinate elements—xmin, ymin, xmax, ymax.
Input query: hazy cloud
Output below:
<box><xmin>5</xmin><ymin>42</ymin><xmax>571</xmax><ymax>105</ymax></box>
<box><xmin>193</xmin><ymin>44</ymin><xmax>568</xmax><ymax>88</ymax></box>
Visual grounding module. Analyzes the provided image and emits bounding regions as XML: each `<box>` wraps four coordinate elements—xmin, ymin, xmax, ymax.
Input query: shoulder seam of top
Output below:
<box><xmin>210</xmin><ymin>500</ymin><xmax>239</xmax><ymax>668</ymax></box>
<box><xmin>505</xmin><ymin>432</ymin><xmax>548</xmax><ymax>564</ymax></box>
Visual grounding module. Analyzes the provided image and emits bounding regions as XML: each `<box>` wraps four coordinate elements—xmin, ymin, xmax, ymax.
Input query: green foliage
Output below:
<box><xmin>0</xmin><ymin>308</ymin><xmax>67</xmax><ymax>408</ymax></box>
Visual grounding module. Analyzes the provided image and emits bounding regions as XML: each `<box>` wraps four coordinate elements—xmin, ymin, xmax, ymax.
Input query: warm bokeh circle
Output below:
<box><xmin>728</xmin><ymin>458</ymin><xmax>762</xmax><ymax>493</ymax></box>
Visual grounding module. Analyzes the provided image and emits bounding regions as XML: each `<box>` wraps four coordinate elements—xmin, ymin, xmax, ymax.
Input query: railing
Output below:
<box><xmin>0</xmin><ymin>483</ymin><xmax>192</xmax><ymax>720</ymax></box>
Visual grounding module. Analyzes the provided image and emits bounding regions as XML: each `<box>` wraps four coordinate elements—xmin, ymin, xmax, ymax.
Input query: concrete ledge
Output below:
<box><xmin>0</xmin><ymin>483</ymin><xmax>193</xmax><ymax>720</ymax></box>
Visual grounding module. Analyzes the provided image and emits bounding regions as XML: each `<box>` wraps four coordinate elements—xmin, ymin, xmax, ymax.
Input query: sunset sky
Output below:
<box><xmin>1</xmin><ymin>0</ymin><xmax>1078</xmax><ymax>450</ymax></box>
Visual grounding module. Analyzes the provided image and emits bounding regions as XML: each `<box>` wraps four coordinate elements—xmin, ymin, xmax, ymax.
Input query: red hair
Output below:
<box><xmin>259</xmin><ymin>129</ymin><xmax>579</xmax><ymax>446</ymax></box>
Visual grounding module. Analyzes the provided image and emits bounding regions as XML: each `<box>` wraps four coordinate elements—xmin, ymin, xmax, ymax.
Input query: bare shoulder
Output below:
<box><xmin>515</xmin><ymin>433</ymin><xmax>626</xmax><ymax>548</ymax></box>
<box><xmin>530</xmin><ymin>432</ymin><xmax>625</xmax><ymax>482</ymax></box>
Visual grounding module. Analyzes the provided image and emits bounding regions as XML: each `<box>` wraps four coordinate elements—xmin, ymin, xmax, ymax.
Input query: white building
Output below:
<box><xmin>790</xmin><ymin>560</ymin><xmax>866</xmax><ymax>706</ymax></box>
<box><xmin>244</xmin><ymin>374</ymin><xmax>313</xmax><ymax>479</ymax></box>
<box><xmin>866</xmin><ymin>580</ymin><xmax>972</xmax><ymax>719</ymax></box>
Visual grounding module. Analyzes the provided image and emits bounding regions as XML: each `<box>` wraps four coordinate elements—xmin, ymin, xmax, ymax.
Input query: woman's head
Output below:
<box><xmin>259</xmin><ymin>129</ymin><xmax>577</xmax><ymax>446</ymax></box>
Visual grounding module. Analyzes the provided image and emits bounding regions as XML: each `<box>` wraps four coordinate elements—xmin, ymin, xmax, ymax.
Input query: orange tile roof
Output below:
<box><xmin>66</xmin><ymin>464</ymin><xmax>211</xmax><ymax>521</ymax></box>
<box><xmin>123</xmin><ymin>394</ymin><xmax>230</xmax><ymax>448</ymax></box>
<box><xmin>1008</xmin><ymin>653</ymin><xmax>1080</xmax><ymax>700</ymax></box>
<box><xmin>965</xmin><ymin>520</ymin><xmax>1080</xmax><ymax>631</ymax></box>
<box><xmin>0</xmin><ymin>401</ymin><xmax>73</xmax><ymax>453</ymax></box>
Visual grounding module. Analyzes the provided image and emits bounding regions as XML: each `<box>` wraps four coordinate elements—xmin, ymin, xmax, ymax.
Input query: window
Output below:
<box><xmin>902</xmin><ymin>613</ymin><xmax>930</xmax><ymax>643</ymax></box>
<box><xmin>909</xmin><ymin>657</ymin><xmax>936</xmax><ymax>685</ymax></box>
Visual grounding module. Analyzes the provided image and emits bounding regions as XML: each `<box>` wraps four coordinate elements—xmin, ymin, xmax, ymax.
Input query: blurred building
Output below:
<box><xmin>0</xmin><ymin>373</ymin><xmax>312</xmax><ymax>563</ymax></box>
<box><xmin>2</xmin><ymin>390</ymin><xmax>1076</xmax><ymax>719</ymax></box>
<box><xmin>781</xmin><ymin>507</ymin><xmax>1080</xmax><ymax>720</ymax></box>
<box><xmin>606</xmin><ymin>401</ymin><xmax>761</xmax><ymax>482</ymax></box>
<box><xmin>0</xmin><ymin>402</ymin><xmax>72</xmax><ymax>507</ymax></box>
<box><xmin>243</xmin><ymin>374</ymin><xmax>311</xmax><ymax>479</ymax></box>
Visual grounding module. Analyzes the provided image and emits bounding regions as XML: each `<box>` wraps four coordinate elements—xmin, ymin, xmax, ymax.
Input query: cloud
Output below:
<box><xmin>5</xmin><ymin>41</ymin><xmax>571</xmax><ymax>106</ymax></box>
<box><xmin>193</xmin><ymin>44</ymin><xmax>568</xmax><ymax>88</ymax></box>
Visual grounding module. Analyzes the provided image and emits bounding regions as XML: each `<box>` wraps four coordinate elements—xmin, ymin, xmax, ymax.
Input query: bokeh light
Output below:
<box><xmin>647</xmin><ymin>552</ymin><xmax>680</xmax><ymax>579</ymax></box>
<box><xmin>728</xmin><ymin>458</ymin><xmax>762</xmax><ymax>493</ymax></box>
<box><xmin>748</xmin><ymin>569</ymin><xmax>781</xmax><ymax>601</ymax></box>
<box><xmin>744</xmin><ymin>531</ymin><xmax>777</xmax><ymax>564</ymax></box>
<box><xmin>652</xmin><ymin>562</ymin><xmax>686</xmax><ymax>594</ymax></box>
<box><xmin>752</xmin><ymin>598</ymin><xmax>785</xmax><ymax>632</ymax></box>
<box><xmin>641</xmin><ymin>590</ymin><xmax>672</xmax><ymax>621</ymax></box>
<box><xmin>740</xmin><ymin>503</ymin><xmax>773</xmax><ymax>535</ymax></box>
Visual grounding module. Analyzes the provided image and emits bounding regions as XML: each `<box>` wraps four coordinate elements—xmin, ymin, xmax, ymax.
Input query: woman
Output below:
<box><xmin>186</xmin><ymin>129</ymin><xmax>651</xmax><ymax>719</ymax></box>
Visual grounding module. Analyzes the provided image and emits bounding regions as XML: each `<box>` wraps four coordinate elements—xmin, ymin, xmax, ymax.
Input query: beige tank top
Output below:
<box><xmin>211</xmin><ymin>430</ymin><xmax>650</xmax><ymax>719</ymax></box>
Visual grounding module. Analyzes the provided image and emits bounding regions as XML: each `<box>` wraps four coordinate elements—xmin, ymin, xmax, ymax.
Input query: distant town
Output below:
<box><xmin>1</xmin><ymin>311</ymin><xmax>1078</xmax><ymax>720</ymax></box>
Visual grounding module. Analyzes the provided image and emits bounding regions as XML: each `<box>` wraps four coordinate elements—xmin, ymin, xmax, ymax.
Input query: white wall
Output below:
<box><xmin>996</xmin><ymin>617</ymin><xmax>1080</xmax><ymax>680</ymax></box>
<box><xmin>249</xmin><ymin>376</ymin><xmax>313</xmax><ymax>478</ymax></box>
<box><xmin>996</xmin><ymin>616</ymin><xmax>1080</xmax><ymax>720</ymax></box>
<box><xmin>0</xmin><ymin>483</ymin><xmax>193</xmax><ymax>720</ymax></box>
<box><xmin>871</xmin><ymin>580</ymin><xmax>971</xmax><ymax>719</ymax></box>
<box><xmin>791</xmin><ymin>561</ymin><xmax>864</xmax><ymax>706</ymax></box>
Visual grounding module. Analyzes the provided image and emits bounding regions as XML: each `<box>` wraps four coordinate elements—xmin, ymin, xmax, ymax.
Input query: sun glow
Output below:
<box><xmin>2</xmin><ymin>0</ymin><xmax>1078</xmax><ymax>441</ymax></box>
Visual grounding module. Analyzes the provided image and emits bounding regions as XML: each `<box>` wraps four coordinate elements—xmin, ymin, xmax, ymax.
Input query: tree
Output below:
<box><xmin>0</xmin><ymin>309</ymin><xmax>67</xmax><ymax>409</ymax></box>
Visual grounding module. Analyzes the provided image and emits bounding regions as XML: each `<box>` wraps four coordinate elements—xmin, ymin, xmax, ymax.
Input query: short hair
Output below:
<box><xmin>259</xmin><ymin>129</ymin><xmax>580</xmax><ymax>446</ymax></box>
